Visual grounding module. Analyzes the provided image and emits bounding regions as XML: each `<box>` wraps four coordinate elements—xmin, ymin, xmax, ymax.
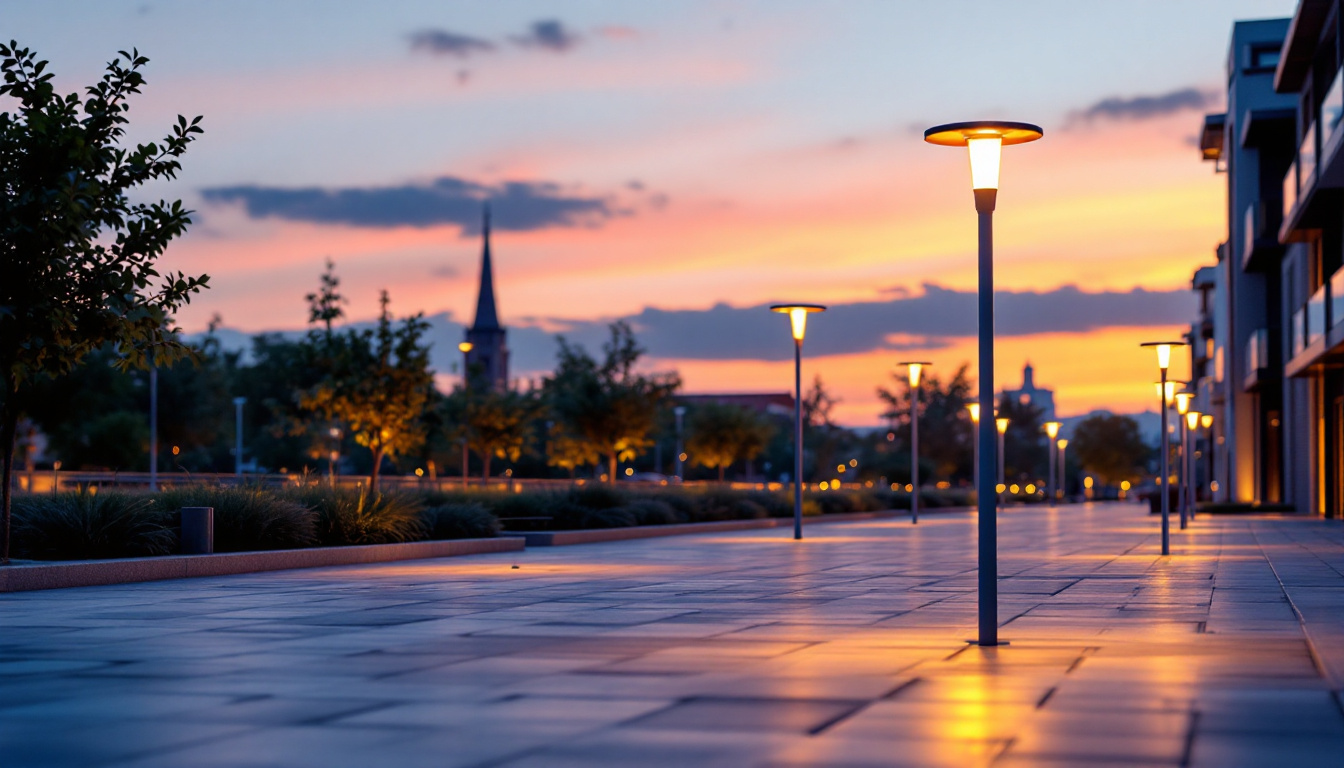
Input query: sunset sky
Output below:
<box><xmin>9</xmin><ymin>0</ymin><xmax>1295</xmax><ymax>424</ymax></box>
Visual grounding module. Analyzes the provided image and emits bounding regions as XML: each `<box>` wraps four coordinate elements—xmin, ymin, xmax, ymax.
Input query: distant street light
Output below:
<box><xmin>1056</xmin><ymin>438</ymin><xmax>1068</xmax><ymax>501</ymax></box>
<box><xmin>674</xmin><ymin>406</ymin><xmax>687</xmax><ymax>483</ymax></box>
<box><xmin>899</xmin><ymin>361</ymin><xmax>932</xmax><ymax>524</ymax></box>
<box><xmin>967</xmin><ymin>403</ymin><xmax>981</xmax><ymax>500</ymax></box>
<box><xmin>458</xmin><ymin>341</ymin><xmax>474</xmax><ymax>388</ymax></box>
<box><xmin>1140</xmin><ymin>341</ymin><xmax>1186</xmax><ymax>556</ymax></box>
<box><xmin>233</xmin><ymin>397</ymin><xmax>247</xmax><ymax>478</ymax></box>
<box><xmin>1200</xmin><ymin>413</ymin><xmax>1214</xmax><ymax>511</ymax></box>
<box><xmin>1044</xmin><ymin>421</ymin><xmax>1062</xmax><ymax>504</ymax></box>
<box><xmin>771</xmin><ymin>303</ymin><xmax>826</xmax><ymax>541</ymax></box>
<box><xmin>996</xmin><ymin>416</ymin><xmax>1009</xmax><ymax>509</ymax></box>
<box><xmin>1174</xmin><ymin>390</ymin><xmax>1193</xmax><ymax>530</ymax></box>
<box><xmin>926</xmin><ymin>118</ymin><xmax>1041</xmax><ymax>648</ymax></box>
<box><xmin>1185</xmin><ymin>410</ymin><xmax>1202</xmax><ymax>523</ymax></box>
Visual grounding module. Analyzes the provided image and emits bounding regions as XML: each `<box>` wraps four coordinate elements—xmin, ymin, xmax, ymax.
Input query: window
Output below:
<box><xmin>1249</xmin><ymin>45</ymin><xmax>1281</xmax><ymax>71</ymax></box>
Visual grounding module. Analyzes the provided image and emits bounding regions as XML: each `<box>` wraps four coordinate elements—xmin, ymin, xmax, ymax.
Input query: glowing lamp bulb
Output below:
<box><xmin>967</xmin><ymin>136</ymin><xmax>1003</xmax><ymax>190</ymax></box>
<box><xmin>1175</xmin><ymin>392</ymin><xmax>1192</xmax><ymax>415</ymax></box>
<box><xmin>967</xmin><ymin>403</ymin><xmax>980</xmax><ymax>422</ymax></box>
<box><xmin>908</xmin><ymin>363</ymin><xmax>922</xmax><ymax>387</ymax></box>
<box><xmin>1045</xmin><ymin>421</ymin><xmax>1061</xmax><ymax>439</ymax></box>
<box><xmin>789</xmin><ymin>308</ymin><xmax>808</xmax><ymax>341</ymax></box>
<box><xmin>1186</xmin><ymin>411</ymin><xmax>1201</xmax><ymax>430</ymax></box>
<box><xmin>458</xmin><ymin>341</ymin><xmax>473</xmax><ymax>354</ymax></box>
<box><xmin>1201</xmin><ymin>414</ymin><xmax>1214</xmax><ymax>429</ymax></box>
<box><xmin>996</xmin><ymin>417</ymin><xmax>1009</xmax><ymax>435</ymax></box>
<box><xmin>1057</xmin><ymin>438</ymin><xmax>1068</xmax><ymax>450</ymax></box>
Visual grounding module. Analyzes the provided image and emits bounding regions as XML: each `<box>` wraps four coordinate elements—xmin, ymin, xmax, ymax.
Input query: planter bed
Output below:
<box><xmin>0</xmin><ymin>537</ymin><xmax>522</xmax><ymax>593</ymax></box>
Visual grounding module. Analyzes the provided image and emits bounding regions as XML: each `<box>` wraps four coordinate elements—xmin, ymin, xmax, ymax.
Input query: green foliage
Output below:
<box><xmin>0</xmin><ymin>43</ymin><xmax>208</xmax><ymax>560</ymax></box>
<box><xmin>1071</xmin><ymin>413</ymin><xmax>1150</xmax><ymax>485</ymax></box>
<box><xmin>543</xmin><ymin>322</ymin><xmax>680</xmax><ymax>482</ymax></box>
<box><xmin>280</xmin><ymin>485</ymin><xmax>425</xmax><ymax>546</ymax></box>
<box><xmin>878</xmin><ymin>364</ymin><xmax>974</xmax><ymax>480</ymax></box>
<box><xmin>626</xmin><ymin>498</ymin><xmax>682</xmax><ymax>526</ymax></box>
<box><xmin>302</xmin><ymin>286</ymin><xmax>433</xmax><ymax>486</ymax></box>
<box><xmin>423</xmin><ymin>503</ymin><xmax>500</xmax><ymax>539</ymax></box>
<box><xmin>153</xmin><ymin>485</ymin><xmax>316</xmax><ymax>552</ymax></box>
<box><xmin>443</xmin><ymin>385</ymin><xmax>541</xmax><ymax>479</ymax></box>
<box><xmin>12</xmin><ymin>490</ymin><xmax>174</xmax><ymax>560</ymax></box>
<box><xmin>685</xmin><ymin>403</ymin><xmax>776</xmax><ymax>482</ymax></box>
<box><xmin>581</xmin><ymin>507</ymin><xmax>637</xmax><ymax>529</ymax></box>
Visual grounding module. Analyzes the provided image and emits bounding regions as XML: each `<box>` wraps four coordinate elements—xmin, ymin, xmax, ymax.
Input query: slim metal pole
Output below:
<box><xmin>976</xmin><ymin>204</ymin><xmax>998</xmax><ymax>646</ymax></box>
<box><xmin>675</xmin><ymin>407</ymin><xmax>686</xmax><ymax>482</ymax></box>
<box><xmin>1160</xmin><ymin>370</ymin><xmax>1170</xmax><ymax>556</ymax></box>
<box><xmin>233</xmin><ymin>397</ymin><xmax>245</xmax><ymax>478</ymax></box>
<box><xmin>972</xmin><ymin>419</ymin><xmax>980</xmax><ymax>502</ymax></box>
<box><xmin>149</xmin><ymin>366</ymin><xmax>158</xmax><ymax>492</ymax></box>
<box><xmin>1047</xmin><ymin>437</ymin><xmax>1055</xmax><ymax>507</ymax></box>
<box><xmin>794</xmin><ymin>338</ymin><xmax>804</xmax><ymax>541</ymax></box>
<box><xmin>997</xmin><ymin>428</ymin><xmax>1006</xmax><ymax>511</ymax></box>
<box><xmin>1058</xmin><ymin>443</ymin><xmax>1066</xmax><ymax>501</ymax></box>
<box><xmin>911</xmin><ymin>384</ymin><xmax>920</xmax><ymax>524</ymax></box>
<box><xmin>1178</xmin><ymin>418</ymin><xmax>1188</xmax><ymax>530</ymax></box>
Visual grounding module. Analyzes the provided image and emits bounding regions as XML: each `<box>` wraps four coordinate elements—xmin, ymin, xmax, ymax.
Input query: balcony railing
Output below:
<box><xmin>1284</xmin><ymin>160</ymin><xmax>1298</xmax><ymax>217</ymax></box>
<box><xmin>1293</xmin><ymin>305</ymin><xmax>1307</xmax><ymax>357</ymax></box>
<box><xmin>1246</xmin><ymin>328</ymin><xmax>1269</xmax><ymax>377</ymax></box>
<box><xmin>1301</xmin><ymin>121</ymin><xmax>1318</xmax><ymax>195</ymax></box>
<box><xmin>1308</xmin><ymin>283</ymin><xmax>1327</xmax><ymax>347</ymax></box>
<box><xmin>1324</xmin><ymin>68</ymin><xmax>1344</xmax><ymax>151</ymax></box>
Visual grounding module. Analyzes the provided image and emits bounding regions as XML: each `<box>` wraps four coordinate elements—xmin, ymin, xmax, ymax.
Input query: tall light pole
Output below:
<box><xmin>771</xmin><ymin>303</ymin><xmax>826</xmax><ymax>541</ymax></box>
<box><xmin>1056</xmin><ymin>438</ymin><xmax>1068</xmax><ymax>501</ymax></box>
<box><xmin>1199</xmin><ymin>413</ymin><xmax>1214</xmax><ymax>516</ymax></box>
<box><xmin>899</xmin><ymin>361</ymin><xmax>932</xmax><ymax>524</ymax></box>
<box><xmin>149</xmin><ymin>366</ymin><xmax>159</xmax><ymax>492</ymax></box>
<box><xmin>233</xmin><ymin>396</ymin><xmax>247</xmax><ymax>478</ymax></box>
<box><xmin>1186</xmin><ymin>410</ymin><xmax>1201</xmax><ymax>524</ymax></box>
<box><xmin>458</xmin><ymin>341</ymin><xmax>474</xmax><ymax>387</ymax></box>
<box><xmin>967</xmin><ymin>403</ymin><xmax>981</xmax><ymax>501</ymax></box>
<box><xmin>1141</xmin><ymin>341</ymin><xmax>1186</xmax><ymax>556</ymax></box>
<box><xmin>674</xmin><ymin>406</ymin><xmax>687</xmax><ymax>483</ymax></box>
<box><xmin>927</xmin><ymin>120</ymin><xmax>1041</xmax><ymax>647</ymax></box>
<box><xmin>1174</xmin><ymin>390</ymin><xmax>1193</xmax><ymax>530</ymax></box>
<box><xmin>1044</xmin><ymin>421</ymin><xmax>1061</xmax><ymax>505</ymax></box>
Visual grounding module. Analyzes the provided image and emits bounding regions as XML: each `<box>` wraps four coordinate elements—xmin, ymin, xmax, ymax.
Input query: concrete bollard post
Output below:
<box><xmin>180</xmin><ymin>507</ymin><xmax>214</xmax><ymax>554</ymax></box>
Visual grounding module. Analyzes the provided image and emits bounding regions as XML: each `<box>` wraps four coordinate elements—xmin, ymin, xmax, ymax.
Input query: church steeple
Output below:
<box><xmin>463</xmin><ymin>203</ymin><xmax>509</xmax><ymax>389</ymax></box>
<box><xmin>472</xmin><ymin>204</ymin><xmax>500</xmax><ymax>330</ymax></box>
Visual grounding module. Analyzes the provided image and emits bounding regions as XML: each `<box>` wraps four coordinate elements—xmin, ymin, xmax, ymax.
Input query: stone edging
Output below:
<box><xmin>0</xmin><ymin>537</ymin><xmax>523</xmax><ymax>593</ymax></box>
<box><xmin>506</xmin><ymin>509</ymin><xmax>917</xmax><ymax>546</ymax></box>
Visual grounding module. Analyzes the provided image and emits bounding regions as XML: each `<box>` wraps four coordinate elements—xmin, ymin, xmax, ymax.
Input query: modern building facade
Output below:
<box><xmin>464</xmin><ymin>205</ymin><xmax>510</xmax><ymax>390</ymax></box>
<box><xmin>1194</xmin><ymin>2</ymin><xmax>1344</xmax><ymax>516</ymax></box>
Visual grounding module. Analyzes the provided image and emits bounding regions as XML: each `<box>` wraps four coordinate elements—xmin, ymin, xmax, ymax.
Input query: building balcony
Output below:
<box><xmin>1242</xmin><ymin>199</ymin><xmax>1284</xmax><ymax>271</ymax></box>
<box><xmin>1282</xmin><ymin>66</ymin><xmax>1344</xmax><ymax>242</ymax></box>
<box><xmin>1244</xmin><ymin>327</ymin><xmax>1270</xmax><ymax>392</ymax></box>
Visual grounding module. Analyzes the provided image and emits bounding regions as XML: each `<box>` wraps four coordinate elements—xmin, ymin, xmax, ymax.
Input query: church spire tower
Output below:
<box><xmin>464</xmin><ymin>204</ymin><xmax>508</xmax><ymax>389</ymax></box>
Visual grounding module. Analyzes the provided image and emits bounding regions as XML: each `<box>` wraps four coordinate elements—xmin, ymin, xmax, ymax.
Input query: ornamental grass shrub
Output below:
<box><xmin>423</xmin><ymin>503</ymin><xmax>500</xmax><ymax>539</ymax></box>
<box><xmin>278</xmin><ymin>485</ymin><xmax>425</xmax><ymax>546</ymax></box>
<box><xmin>12</xmin><ymin>490</ymin><xmax>175</xmax><ymax>560</ymax></box>
<box><xmin>153</xmin><ymin>485</ymin><xmax>316</xmax><ymax>552</ymax></box>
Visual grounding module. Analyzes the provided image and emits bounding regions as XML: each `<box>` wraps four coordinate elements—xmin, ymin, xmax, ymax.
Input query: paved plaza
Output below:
<box><xmin>3</xmin><ymin>503</ymin><xmax>1344</xmax><ymax>767</ymax></box>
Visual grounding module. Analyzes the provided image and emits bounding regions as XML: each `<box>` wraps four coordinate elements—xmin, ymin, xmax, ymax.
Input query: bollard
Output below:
<box><xmin>180</xmin><ymin>507</ymin><xmax>214</xmax><ymax>554</ymax></box>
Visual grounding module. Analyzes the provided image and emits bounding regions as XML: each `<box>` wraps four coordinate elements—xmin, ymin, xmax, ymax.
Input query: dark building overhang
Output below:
<box><xmin>1200</xmin><ymin>113</ymin><xmax>1227</xmax><ymax>162</ymax></box>
<box><xmin>1276</xmin><ymin>0</ymin><xmax>1333</xmax><ymax>93</ymax></box>
<box><xmin>1240</xmin><ymin>107</ymin><xmax>1297</xmax><ymax>148</ymax></box>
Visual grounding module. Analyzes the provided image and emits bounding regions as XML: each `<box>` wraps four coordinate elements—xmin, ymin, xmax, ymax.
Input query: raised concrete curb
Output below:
<box><xmin>0</xmin><ymin>537</ymin><xmax>523</xmax><ymax>593</ymax></box>
<box><xmin>507</xmin><ymin>509</ymin><xmax>915</xmax><ymax>547</ymax></box>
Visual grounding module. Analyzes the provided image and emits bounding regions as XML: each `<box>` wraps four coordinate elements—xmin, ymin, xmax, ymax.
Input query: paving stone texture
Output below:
<box><xmin>3</xmin><ymin>502</ymin><xmax>1344</xmax><ymax>767</ymax></box>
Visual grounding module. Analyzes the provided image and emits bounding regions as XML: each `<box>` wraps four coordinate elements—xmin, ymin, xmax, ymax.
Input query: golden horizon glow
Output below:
<box><xmin>968</xmin><ymin>137</ymin><xmax>1003</xmax><ymax>190</ymax></box>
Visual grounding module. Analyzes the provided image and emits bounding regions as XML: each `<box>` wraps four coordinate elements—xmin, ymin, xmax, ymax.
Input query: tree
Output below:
<box><xmin>998</xmin><ymin>395</ymin><xmax>1047</xmax><ymax>482</ymax></box>
<box><xmin>0</xmin><ymin>44</ymin><xmax>207</xmax><ymax>561</ymax></box>
<box><xmin>544</xmin><ymin>322</ymin><xmax>680</xmax><ymax>482</ymax></box>
<box><xmin>444</xmin><ymin>386</ymin><xmax>540</xmax><ymax>479</ymax></box>
<box><xmin>686</xmin><ymin>403</ymin><xmax>776</xmax><ymax>482</ymax></box>
<box><xmin>1071</xmin><ymin>413</ymin><xmax>1150</xmax><ymax>486</ymax></box>
<box><xmin>878</xmin><ymin>363</ymin><xmax>974</xmax><ymax>480</ymax></box>
<box><xmin>302</xmin><ymin>290</ymin><xmax>433</xmax><ymax>487</ymax></box>
<box><xmin>545</xmin><ymin>421</ymin><xmax>600</xmax><ymax>478</ymax></box>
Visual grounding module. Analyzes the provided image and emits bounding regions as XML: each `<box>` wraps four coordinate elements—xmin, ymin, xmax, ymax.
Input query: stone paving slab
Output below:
<box><xmin>3</xmin><ymin>502</ymin><xmax>1344</xmax><ymax>766</ymax></box>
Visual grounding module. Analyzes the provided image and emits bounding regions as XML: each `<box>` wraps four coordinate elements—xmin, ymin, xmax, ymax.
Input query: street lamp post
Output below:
<box><xmin>996</xmin><ymin>417</ymin><xmax>1009</xmax><ymax>509</ymax></box>
<box><xmin>1199</xmin><ymin>413</ymin><xmax>1214</xmax><ymax>515</ymax></box>
<box><xmin>149</xmin><ymin>366</ymin><xmax>159</xmax><ymax>492</ymax></box>
<box><xmin>771</xmin><ymin>303</ymin><xmax>826</xmax><ymax>541</ymax></box>
<box><xmin>1056</xmin><ymin>438</ymin><xmax>1068</xmax><ymax>501</ymax></box>
<box><xmin>1174</xmin><ymin>391</ymin><xmax>1193</xmax><ymax>530</ymax></box>
<box><xmin>233</xmin><ymin>397</ymin><xmax>247</xmax><ymax>478</ymax></box>
<box><xmin>1140</xmin><ymin>341</ymin><xmax>1186</xmax><ymax>556</ymax></box>
<box><xmin>967</xmin><ymin>404</ymin><xmax>981</xmax><ymax>501</ymax></box>
<box><xmin>926</xmin><ymin>119</ymin><xmax>1041</xmax><ymax>648</ymax></box>
<box><xmin>674</xmin><ymin>406</ymin><xmax>687</xmax><ymax>483</ymax></box>
<box><xmin>899</xmin><ymin>361</ymin><xmax>932</xmax><ymax>524</ymax></box>
<box><xmin>458</xmin><ymin>341</ymin><xmax>474</xmax><ymax>388</ymax></box>
<box><xmin>1044</xmin><ymin>421</ymin><xmax>1061</xmax><ymax>505</ymax></box>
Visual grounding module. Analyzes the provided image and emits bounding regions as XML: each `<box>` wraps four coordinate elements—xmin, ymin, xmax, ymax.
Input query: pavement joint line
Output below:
<box><xmin>1179</xmin><ymin>709</ymin><xmax>1201</xmax><ymax>768</ymax></box>
<box><xmin>1249</xmin><ymin>520</ymin><xmax>1338</xmax><ymax>688</ymax></box>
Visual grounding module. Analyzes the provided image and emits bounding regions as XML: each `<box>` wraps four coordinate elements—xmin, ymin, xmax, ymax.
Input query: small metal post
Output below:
<box><xmin>180</xmin><ymin>507</ymin><xmax>214</xmax><ymax>554</ymax></box>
